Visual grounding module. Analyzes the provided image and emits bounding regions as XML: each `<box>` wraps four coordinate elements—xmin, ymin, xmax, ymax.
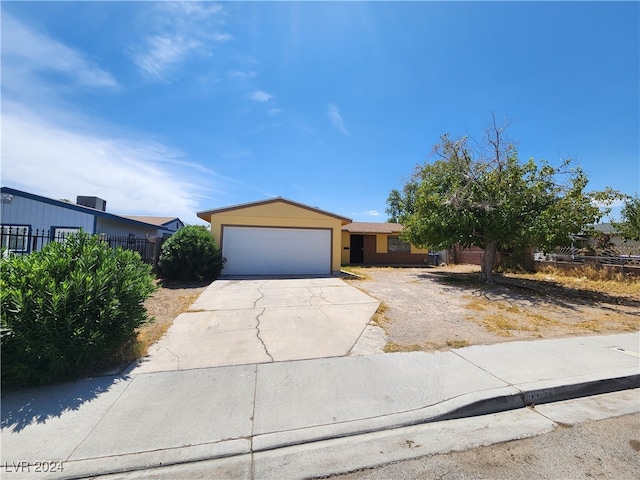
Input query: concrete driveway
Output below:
<box><xmin>134</xmin><ymin>277</ymin><xmax>380</xmax><ymax>373</ymax></box>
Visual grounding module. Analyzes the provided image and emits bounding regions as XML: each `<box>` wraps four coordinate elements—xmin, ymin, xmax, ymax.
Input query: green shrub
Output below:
<box><xmin>158</xmin><ymin>225</ymin><xmax>224</xmax><ymax>281</ymax></box>
<box><xmin>0</xmin><ymin>232</ymin><xmax>157</xmax><ymax>385</ymax></box>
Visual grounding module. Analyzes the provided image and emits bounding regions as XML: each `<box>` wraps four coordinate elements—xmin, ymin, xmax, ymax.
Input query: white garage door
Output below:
<box><xmin>222</xmin><ymin>226</ymin><xmax>332</xmax><ymax>275</ymax></box>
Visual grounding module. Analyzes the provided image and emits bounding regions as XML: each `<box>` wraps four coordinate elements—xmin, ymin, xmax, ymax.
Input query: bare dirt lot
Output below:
<box><xmin>344</xmin><ymin>265</ymin><xmax>640</xmax><ymax>352</ymax></box>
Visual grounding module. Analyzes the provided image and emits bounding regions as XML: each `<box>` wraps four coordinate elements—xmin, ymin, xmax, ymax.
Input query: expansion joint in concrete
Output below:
<box><xmin>249</xmin><ymin>364</ymin><xmax>259</xmax><ymax>480</ymax></box>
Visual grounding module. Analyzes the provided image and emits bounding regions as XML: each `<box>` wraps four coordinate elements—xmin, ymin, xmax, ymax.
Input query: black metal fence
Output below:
<box><xmin>0</xmin><ymin>227</ymin><xmax>166</xmax><ymax>266</ymax></box>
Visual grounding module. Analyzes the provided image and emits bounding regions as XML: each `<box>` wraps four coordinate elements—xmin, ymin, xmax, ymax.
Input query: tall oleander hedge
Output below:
<box><xmin>0</xmin><ymin>232</ymin><xmax>157</xmax><ymax>385</ymax></box>
<box><xmin>158</xmin><ymin>225</ymin><xmax>224</xmax><ymax>282</ymax></box>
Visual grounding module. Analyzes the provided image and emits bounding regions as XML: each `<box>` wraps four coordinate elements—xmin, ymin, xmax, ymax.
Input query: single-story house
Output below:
<box><xmin>581</xmin><ymin>223</ymin><xmax>640</xmax><ymax>249</ymax></box>
<box><xmin>197</xmin><ymin>197</ymin><xmax>352</xmax><ymax>276</ymax></box>
<box><xmin>1</xmin><ymin>186</ymin><xmax>182</xmax><ymax>253</ymax></box>
<box><xmin>341</xmin><ymin>222</ymin><xmax>444</xmax><ymax>265</ymax></box>
<box><xmin>196</xmin><ymin>197</ymin><xmax>448</xmax><ymax>276</ymax></box>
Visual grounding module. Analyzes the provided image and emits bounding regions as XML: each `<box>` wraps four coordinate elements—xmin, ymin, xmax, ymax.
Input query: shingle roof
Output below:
<box><xmin>342</xmin><ymin>222</ymin><xmax>403</xmax><ymax>234</ymax></box>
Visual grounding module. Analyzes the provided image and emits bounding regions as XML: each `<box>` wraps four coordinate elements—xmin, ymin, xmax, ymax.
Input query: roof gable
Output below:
<box><xmin>197</xmin><ymin>197</ymin><xmax>352</xmax><ymax>224</ymax></box>
<box><xmin>123</xmin><ymin>216</ymin><xmax>183</xmax><ymax>227</ymax></box>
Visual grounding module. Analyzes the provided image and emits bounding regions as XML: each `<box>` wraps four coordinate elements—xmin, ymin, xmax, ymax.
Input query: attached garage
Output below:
<box><xmin>222</xmin><ymin>226</ymin><xmax>331</xmax><ymax>275</ymax></box>
<box><xmin>197</xmin><ymin>198</ymin><xmax>352</xmax><ymax>276</ymax></box>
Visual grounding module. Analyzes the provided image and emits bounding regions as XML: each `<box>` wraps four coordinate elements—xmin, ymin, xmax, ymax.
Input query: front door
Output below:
<box><xmin>350</xmin><ymin>235</ymin><xmax>364</xmax><ymax>264</ymax></box>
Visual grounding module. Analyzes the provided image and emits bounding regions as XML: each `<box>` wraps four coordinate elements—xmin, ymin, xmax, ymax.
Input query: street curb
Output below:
<box><xmin>435</xmin><ymin>374</ymin><xmax>640</xmax><ymax>422</ymax></box>
<box><xmin>40</xmin><ymin>374</ymin><xmax>640</xmax><ymax>480</ymax></box>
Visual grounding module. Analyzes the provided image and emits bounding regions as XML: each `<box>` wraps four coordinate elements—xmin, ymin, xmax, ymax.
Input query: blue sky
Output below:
<box><xmin>1</xmin><ymin>1</ymin><xmax>638</xmax><ymax>225</ymax></box>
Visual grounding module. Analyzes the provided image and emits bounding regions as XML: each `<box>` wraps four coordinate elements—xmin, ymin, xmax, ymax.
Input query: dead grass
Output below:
<box><xmin>341</xmin><ymin>266</ymin><xmax>371</xmax><ymax>280</ymax></box>
<box><xmin>384</xmin><ymin>342</ymin><xmax>424</xmax><ymax>353</ymax></box>
<box><xmin>446</xmin><ymin>339</ymin><xmax>470</xmax><ymax>348</ymax></box>
<box><xmin>371</xmin><ymin>300</ymin><xmax>390</xmax><ymax>327</ymax></box>
<box><xmin>512</xmin><ymin>265</ymin><xmax>640</xmax><ymax>298</ymax></box>
<box><xmin>456</xmin><ymin>266</ymin><xmax>640</xmax><ymax>339</ymax></box>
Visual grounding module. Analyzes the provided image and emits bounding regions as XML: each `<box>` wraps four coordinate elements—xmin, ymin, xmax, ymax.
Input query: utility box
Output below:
<box><xmin>77</xmin><ymin>196</ymin><xmax>107</xmax><ymax>212</ymax></box>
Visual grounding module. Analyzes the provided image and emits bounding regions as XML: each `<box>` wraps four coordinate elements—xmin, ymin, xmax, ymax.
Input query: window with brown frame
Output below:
<box><xmin>387</xmin><ymin>236</ymin><xmax>411</xmax><ymax>253</ymax></box>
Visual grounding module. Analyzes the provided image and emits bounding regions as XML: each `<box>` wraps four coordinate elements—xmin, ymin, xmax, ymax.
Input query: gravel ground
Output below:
<box><xmin>345</xmin><ymin>266</ymin><xmax>640</xmax><ymax>352</ymax></box>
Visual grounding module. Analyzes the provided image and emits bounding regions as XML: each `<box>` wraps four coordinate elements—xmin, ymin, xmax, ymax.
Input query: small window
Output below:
<box><xmin>52</xmin><ymin>227</ymin><xmax>80</xmax><ymax>242</ymax></box>
<box><xmin>388</xmin><ymin>236</ymin><xmax>411</xmax><ymax>253</ymax></box>
<box><xmin>1</xmin><ymin>225</ymin><xmax>30</xmax><ymax>253</ymax></box>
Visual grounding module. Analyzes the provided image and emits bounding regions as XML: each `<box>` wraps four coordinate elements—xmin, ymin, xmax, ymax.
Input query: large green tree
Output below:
<box><xmin>613</xmin><ymin>195</ymin><xmax>640</xmax><ymax>242</ymax></box>
<box><xmin>386</xmin><ymin>181</ymin><xmax>418</xmax><ymax>223</ymax></box>
<box><xmin>393</xmin><ymin>116</ymin><xmax>614</xmax><ymax>283</ymax></box>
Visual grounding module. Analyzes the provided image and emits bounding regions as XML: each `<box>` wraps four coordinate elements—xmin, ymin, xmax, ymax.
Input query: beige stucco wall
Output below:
<box><xmin>206</xmin><ymin>202</ymin><xmax>346</xmax><ymax>273</ymax></box>
<box><xmin>341</xmin><ymin>231</ymin><xmax>351</xmax><ymax>265</ymax></box>
<box><xmin>411</xmin><ymin>244</ymin><xmax>429</xmax><ymax>254</ymax></box>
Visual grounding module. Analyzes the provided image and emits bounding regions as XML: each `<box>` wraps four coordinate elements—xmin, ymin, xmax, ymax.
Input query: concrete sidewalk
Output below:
<box><xmin>2</xmin><ymin>333</ymin><xmax>639</xmax><ymax>480</ymax></box>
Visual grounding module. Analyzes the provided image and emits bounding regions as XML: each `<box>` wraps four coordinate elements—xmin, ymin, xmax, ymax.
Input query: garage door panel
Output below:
<box><xmin>222</xmin><ymin>227</ymin><xmax>331</xmax><ymax>275</ymax></box>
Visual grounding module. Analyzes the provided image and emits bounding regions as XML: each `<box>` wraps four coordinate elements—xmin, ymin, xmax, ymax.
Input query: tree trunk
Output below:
<box><xmin>480</xmin><ymin>240</ymin><xmax>498</xmax><ymax>283</ymax></box>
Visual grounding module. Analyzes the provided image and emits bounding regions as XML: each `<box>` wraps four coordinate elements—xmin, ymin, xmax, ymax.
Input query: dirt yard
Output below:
<box><xmin>137</xmin><ymin>266</ymin><xmax>639</xmax><ymax>357</ymax></box>
<box><xmin>344</xmin><ymin>265</ymin><xmax>640</xmax><ymax>352</ymax></box>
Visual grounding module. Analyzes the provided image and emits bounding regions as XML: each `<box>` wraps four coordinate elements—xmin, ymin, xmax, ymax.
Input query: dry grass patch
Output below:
<box><xmin>525</xmin><ymin>312</ymin><xmax>561</xmax><ymax>327</ymax></box>
<box><xmin>481</xmin><ymin>314</ymin><xmax>535</xmax><ymax>337</ymax></box>
<box><xmin>462</xmin><ymin>267</ymin><xmax>639</xmax><ymax>340</ymax></box>
<box><xmin>371</xmin><ymin>300</ymin><xmax>390</xmax><ymax>327</ymax></box>
<box><xmin>446</xmin><ymin>339</ymin><xmax>470</xmax><ymax>348</ymax></box>
<box><xmin>384</xmin><ymin>342</ymin><xmax>424</xmax><ymax>353</ymax></box>
<box><xmin>465</xmin><ymin>297</ymin><xmax>489</xmax><ymax>311</ymax></box>
<box><xmin>512</xmin><ymin>265</ymin><xmax>640</xmax><ymax>298</ymax></box>
<box><xmin>341</xmin><ymin>266</ymin><xmax>371</xmax><ymax>280</ymax></box>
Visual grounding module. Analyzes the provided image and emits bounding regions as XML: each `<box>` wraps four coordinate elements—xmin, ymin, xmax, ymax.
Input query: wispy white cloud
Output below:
<box><xmin>132</xmin><ymin>35</ymin><xmax>202</xmax><ymax>79</ymax></box>
<box><xmin>1</xmin><ymin>12</ymin><xmax>117</xmax><ymax>95</ymax></box>
<box><xmin>248</xmin><ymin>90</ymin><xmax>274</xmax><ymax>102</ymax></box>
<box><xmin>268</xmin><ymin>108</ymin><xmax>282</xmax><ymax>116</ymax></box>
<box><xmin>1</xmin><ymin>102</ymin><xmax>220</xmax><ymax>224</ymax></box>
<box><xmin>327</xmin><ymin>103</ymin><xmax>349</xmax><ymax>135</ymax></box>
<box><xmin>0</xmin><ymin>9</ymin><xmax>257</xmax><ymax>224</ymax></box>
<box><xmin>365</xmin><ymin>210</ymin><xmax>380</xmax><ymax>217</ymax></box>
<box><xmin>130</xmin><ymin>2</ymin><xmax>231</xmax><ymax>80</ymax></box>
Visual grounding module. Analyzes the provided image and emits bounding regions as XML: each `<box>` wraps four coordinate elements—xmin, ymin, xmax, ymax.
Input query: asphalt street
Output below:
<box><xmin>329</xmin><ymin>412</ymin><xmax>640</xmax><ymax>480</ymax></box>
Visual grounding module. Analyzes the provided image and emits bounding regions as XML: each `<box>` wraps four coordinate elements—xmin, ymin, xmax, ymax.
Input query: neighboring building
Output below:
<box><xmin>1</xmin><ymin>186</ymin><xmax>182</xmax><ymax>254</ymax></box>
<box><xmin>341</xmin><ymin>222</ymin><xmax>445</xmax><ymax>266</ymax></box>
<box><xmin>586</xmin><ymin>223</ymin><xmax>640</xmax><ymax>248</ymax></box>
<box><xmin>122</xmin><ymin>216</ymin><xmax>185</xmax><ymax>237</ymax></box>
